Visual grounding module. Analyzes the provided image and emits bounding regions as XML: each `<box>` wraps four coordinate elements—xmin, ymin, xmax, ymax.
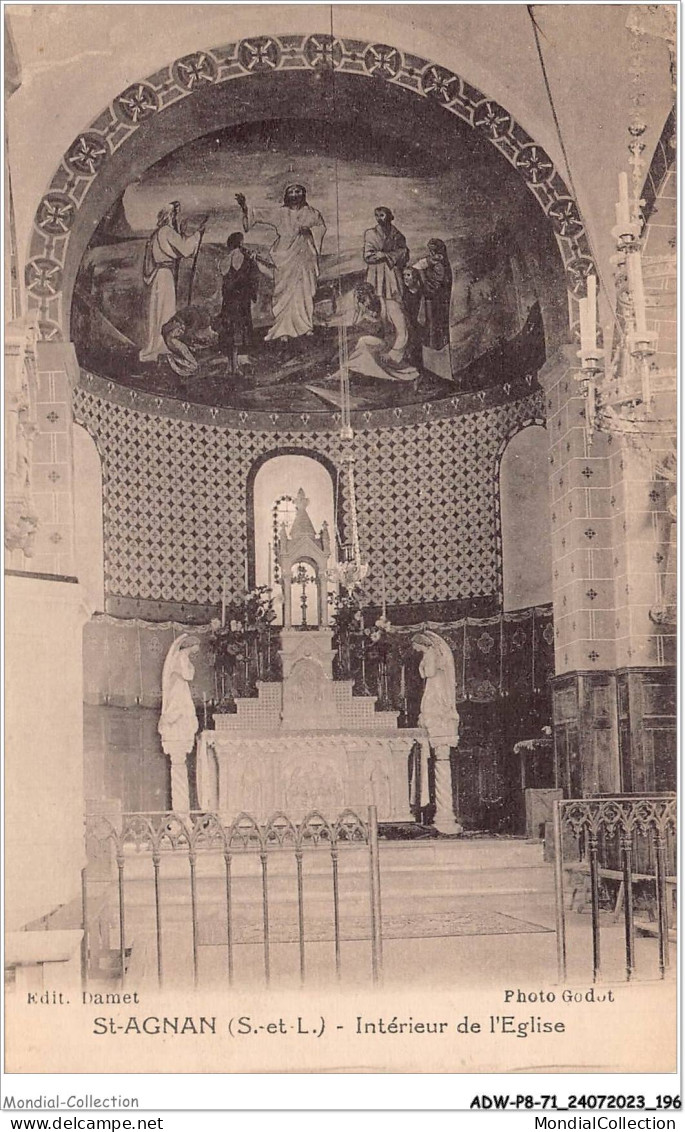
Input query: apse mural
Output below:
<box><xmin>72</xmin><ymin>118</ymin><xmax>548</xmax><ymax>412</ymax></box>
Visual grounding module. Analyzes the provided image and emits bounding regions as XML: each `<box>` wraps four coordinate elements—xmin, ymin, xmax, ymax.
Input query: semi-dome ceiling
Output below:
<box><xmin>28</xmin><ymin>39</ymin><xmax>585</xmax><ymax>424</ymax></box>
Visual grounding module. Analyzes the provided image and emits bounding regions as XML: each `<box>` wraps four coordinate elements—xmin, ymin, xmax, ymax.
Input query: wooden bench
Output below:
<box><xmin>563</xmin><ymin>862</ymin><xmax>677</xmax><ymax>927</ymax></box>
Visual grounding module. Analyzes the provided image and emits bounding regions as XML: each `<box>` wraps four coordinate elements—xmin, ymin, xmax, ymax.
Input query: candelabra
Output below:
<box><xmin>577</xmin><ymin>171</ymin><xmax>663</xmax><ymax>447</ymax></box>
<box><xmin>328</xmin><ymin>442</ymin><xmax>369</xmax><ymax>591</ymax></box>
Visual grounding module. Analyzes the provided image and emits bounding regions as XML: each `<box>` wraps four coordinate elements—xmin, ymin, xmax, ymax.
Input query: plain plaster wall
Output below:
<box><xmin>500</xmin><ymin>424</ymin><xmax>552</xmax><ymax>612</ymax></box>
<box><xmin>5</xmin><ymin>576</ymin><xmax>89</xmax><ymax>929</ymax></box>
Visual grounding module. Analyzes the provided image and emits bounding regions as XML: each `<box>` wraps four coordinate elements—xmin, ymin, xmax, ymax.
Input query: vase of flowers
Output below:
<box><xmin>207</xmin><ymin>586</ymin><xmax>277</xmax><ymax>702</ymax></box>
<box><xmin>366</xmin><ymin>614</ymin><xmax>393</xmax><ymax>708</ymax></box>
<box><xmin>329</xmin><ymin>590</ymin><xmax>363</xmax><ymax>680</ymax></box>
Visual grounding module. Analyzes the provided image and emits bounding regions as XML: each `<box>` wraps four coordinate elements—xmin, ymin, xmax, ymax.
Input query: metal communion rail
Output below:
<box><xmin>84</xmin><ymin>806</ymin><xmax>383</xmax><ymax>989</ymax></box>
<box><xmin>552</xmin><ymin>794</ymin><xmax>677</xmax><ymax>983</ymax></box>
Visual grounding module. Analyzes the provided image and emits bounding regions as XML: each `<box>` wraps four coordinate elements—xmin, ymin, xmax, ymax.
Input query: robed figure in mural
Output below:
<box><xmin>161</xmin><ymin>306</ymin><xmax>213</xmax><ymax>377</ymax></box>
<box><xmin>413</xmin><ymin>238</ymin><xmax>453</xmax><ymax>352</ymax></box>
<box><xmin>363</xmin><ymin>206</ymin><xmax>410</xmax><ymax>301</ymax></box>
<box><xmin>139</xmin><ymin>202</ymin><xmax>206</xmax><ymax>363</ymax></box>
<box><xmin>333</xmin><ymin>282</ymin><xmax>419</xmax><ymax>384</ymax></box>
<box><xmin>214</xmin><ymin>231</ymin><xmax>262</xmax><ymax>376</ymax></box>
<box><xmin>236</xmin><ymin>184</ymin><xmax>326</xmax><ymax>342</ymax></box>
<box><xmin>158</xmin><ymin>633</ymin><xmax>200</xmax><ymax>810</ymax></box>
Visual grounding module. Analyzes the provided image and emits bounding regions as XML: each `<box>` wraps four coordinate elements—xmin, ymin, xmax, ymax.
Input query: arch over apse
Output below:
<box><xmin>27</xmin><ymin>32</ymin><xmax>595</xmax><ymax>342</ymax></box>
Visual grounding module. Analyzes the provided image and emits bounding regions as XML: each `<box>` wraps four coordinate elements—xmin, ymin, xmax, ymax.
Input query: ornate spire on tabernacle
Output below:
<box><xmin>288</xmin><ymin>487</ymin><xmax>317</xmax><ymax>542</ymax></box>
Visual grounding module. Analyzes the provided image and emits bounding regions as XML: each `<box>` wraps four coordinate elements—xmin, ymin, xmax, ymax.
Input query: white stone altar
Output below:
<box><xmin>197</xmin><ymin>628</ymin><xmax>421</xmax><ymax>822</ymax></box>
<box><xmin>196</xmin><ymin>487</ymin><xmax>425</xmax><ymax>822</ymax></box>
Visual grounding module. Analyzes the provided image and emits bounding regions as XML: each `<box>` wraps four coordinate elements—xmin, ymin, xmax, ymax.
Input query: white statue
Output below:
<box><xmin>158</xmin><ymin>633</ymin><xmax>200</xmax><ymax>811</ymax></box>
<box><xmin>413</xmin><ymin>631</ymin><xmax>460</xmax><ymax>746</ymax></box>
<box><xmin>413</xmin><ymin>630</ymin><xmax>462</xmax><ymax>834</ymax></box>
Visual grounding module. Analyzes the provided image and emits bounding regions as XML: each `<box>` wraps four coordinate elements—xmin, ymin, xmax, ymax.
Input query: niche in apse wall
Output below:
<box><xmin>251</xmin><ymin>453</ymin><xmax>337</xmax><ymax>626</ymax></box>
<box><xmin>500</xmin><ymin>425</ymin><xmax>552</xmax><ymax>612</ymax></box>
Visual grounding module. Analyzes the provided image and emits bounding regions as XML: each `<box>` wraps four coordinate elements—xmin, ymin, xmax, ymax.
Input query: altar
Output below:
<box><xmin>195</xmin><ymin>488</ymin><xmax>425</xmax><ymax>823</ymax></box>
<box><xmin>196</xmin><ymin>672</ymin><xmax>421</xmax><ymax>823</ymax></box>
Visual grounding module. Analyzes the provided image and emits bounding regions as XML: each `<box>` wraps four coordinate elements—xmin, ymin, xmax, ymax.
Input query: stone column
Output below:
<box><xmin>539</xmin><ymin>324</ymin><xmax>675</xmax><ymax>796</ymax></box>
<box><xmin>5</xmin><ymin>334</ymin><xmax>90</xmax><ymax>932</ymax></box>
<box><xmin>282</xmin><ymin>575</ymin><xmax>292</xmax><ymax>629</ymax></box>
<box><xmin>432</xmin><ymin>745</ymin><xmax>463</xmax><ymax>835</ymax></box>
<box><xmin>539</xmin><ymin>345</ymin><xmax>621</xmax><ymax>795</ymax></box>
<box><xmin>5</xmin><ymin>574</ymin><xmax>92</xmax><ymax>930</ymax></box>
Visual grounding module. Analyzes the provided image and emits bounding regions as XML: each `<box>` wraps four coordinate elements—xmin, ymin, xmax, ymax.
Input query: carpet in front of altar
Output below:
<box><xmin>197</xmin><ymin>910</ymin><xmax>552</xmax><ymax>946</ymax></box>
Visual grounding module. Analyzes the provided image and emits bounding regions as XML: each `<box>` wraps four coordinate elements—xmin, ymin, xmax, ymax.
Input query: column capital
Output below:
<box><xmin>537</xmin><ymin>344</ymin><xmax>578</xmax><ymax>393</ymax></box>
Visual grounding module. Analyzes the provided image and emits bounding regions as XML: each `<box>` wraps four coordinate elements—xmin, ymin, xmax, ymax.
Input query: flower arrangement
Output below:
<box><xmin>329</xmin><ymin>592</ymin><xmax>394</xmax><ymax>699</ymax></box>
<box><xmin>329</xmin><ymin>589</ymin><xmax>363</xmax><ymax>636</ymax></box>
<box><xmin>207</xmin><ymin>586</ymin><xmax>278</xmax><ymax>696</ymax></box>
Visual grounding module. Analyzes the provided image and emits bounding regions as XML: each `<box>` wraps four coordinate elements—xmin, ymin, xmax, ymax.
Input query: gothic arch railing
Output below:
<box><xmin>28</xmin><ymin>32</ymin><xmax>594</xmax><ymax>342</ymax></box>
<box><xmin>84</xmin><ymin>805</ymin><xmax>383</xmax><ymax>990</ymax></box>
<box><xmin>553</xmin><ymin>795</ymin><xmax>676</xmax><ymax>985</ymax></box>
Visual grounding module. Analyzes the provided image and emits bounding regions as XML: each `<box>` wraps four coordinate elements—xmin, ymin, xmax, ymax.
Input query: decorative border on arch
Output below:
<box><xmin>28</xmin><ymin>31</ymin><xmax>594</xmax><ymax>338</ymax></box>
<box><xmin>77</xmin><ymin>364</ymin><xmax>541</xmax><ymax>432</ymax></box>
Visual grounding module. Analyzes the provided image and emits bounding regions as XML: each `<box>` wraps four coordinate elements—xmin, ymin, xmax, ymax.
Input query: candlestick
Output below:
<box><xmin>578</xmin><ymin>296</ymin><xmax>592</xmax><ymax>357</ymax></box>
<box><xmin>604</xmin><ymin>323</ymin><xmax>614</xmax><ymax>382</ymax></box>
<box><xmin>380</xmin><ymin>568</ymin><xmax>387</xmax><ymax>621</ymax></box>
<box><xmin>399</xmin><ymin>663</ymin><xmax>406</xmax><ymax>698</ymax></box>
<box><xmin>585</xmin><ymin>376</ymin><xmax>596</xmax><ymax>431</ymax></box>
<box><xmin>617</xmin><ymin>171</ymin><xmax>631</xmax><ymax>226</ymax></box>
<box><xmin>358</xmin><ymin>632</ymin><xmax>371</xmax><ymax>697</ymax></box>
<box><xmin>627</xmin><ymin>247</ymin><xmax>647</xmax><ymax>337</ymax></box>
<box><xmin>267</xmin><ymin>542</ymin><xmax>272</xmax><ymax>589</ymax></box>
<box><xmin>586</xmin><ymin>274</ymin><xmax>597</xmax><ymax>349</ymax></box>
<box><xmin>244</xmin><ymin>554</ymin><xmax>249</xmax><ymax>591</ymax></box>
<box><xmin>221</xmin><ymin>575</ymin><xmax>227</xmax><ymax>627</ymax></box>
<box><xmin>202</xmin><ymin>692</ymin><xmax>207</xmax><ymax>730</ymax></box>
<box><xmin>641</xmin><ymin>358</ymin><xmax>652</xmax><ymax>407</ymax></box>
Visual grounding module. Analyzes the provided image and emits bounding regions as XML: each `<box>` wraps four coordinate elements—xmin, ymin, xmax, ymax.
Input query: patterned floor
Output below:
<box><xmin>197</xmin><ymin>908</ymin><xmax>552</xmax><ymax>946</ymax></box>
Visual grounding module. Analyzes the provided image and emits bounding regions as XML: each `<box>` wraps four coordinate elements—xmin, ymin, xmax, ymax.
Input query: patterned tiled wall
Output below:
<box><xmin>73</xmin><ymin>388</ymin><xmax>543</xmax><ymax>610</ymax></box>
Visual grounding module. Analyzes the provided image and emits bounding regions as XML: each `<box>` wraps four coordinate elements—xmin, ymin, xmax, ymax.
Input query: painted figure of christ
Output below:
<box><xmin>236</xmin><ymin>184</ymin><xmax>326</xmax><ymax>342</ymax></box>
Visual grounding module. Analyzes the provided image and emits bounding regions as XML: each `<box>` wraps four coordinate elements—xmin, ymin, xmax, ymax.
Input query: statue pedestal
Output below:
<box><xmin>432</xmin><ymin>745</ymin><xmax>463</xmax><ymax>835</ymax></box>
<box><xmin>162</xmin><ymin>741</ymin><xmax>190</xmax><ymax>812</ymax></box>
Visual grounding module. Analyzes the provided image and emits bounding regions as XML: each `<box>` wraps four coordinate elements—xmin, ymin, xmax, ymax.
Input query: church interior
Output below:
<box><xmin>4</xmin><ymin>5</ymin><xmax>677</xmax><ymax>1000</ymax></box>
